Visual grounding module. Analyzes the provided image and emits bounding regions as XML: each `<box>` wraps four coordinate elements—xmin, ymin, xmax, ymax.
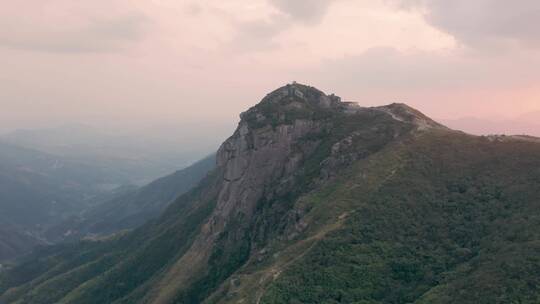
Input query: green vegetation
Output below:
<box><xmin>261</xmin><ymin>132</ymin><xmax>540</xmax><ymax>304</ymax></box>
<box><xmin>0</xmin><ymin>169</ymin><xmax>223</xmax><ymax>304</ymax></box>
<box><xmin>2</xmin><ymin>85</ymin><xmax>540</xmax><ymax>304</ymax></box>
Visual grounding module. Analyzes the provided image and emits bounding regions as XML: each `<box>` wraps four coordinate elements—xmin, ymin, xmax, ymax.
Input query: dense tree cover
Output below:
<box><xmin>261</xmin><ymin>133</ymin><xmax>540</xmax><ymax>304</ymax></box>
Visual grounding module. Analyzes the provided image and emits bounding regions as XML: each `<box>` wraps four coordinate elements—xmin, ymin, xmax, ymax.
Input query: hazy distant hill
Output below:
<box><xmin>442</xmin><ymin>112</ymin><xmax>540</xmax><ymax>137</ymax></box>
<box><xmin>518</xmin><ymin>110</ymin><xmax>540</xmax><ymax>125</ymax></box>
<box><xmin>0</xmin><ymin>143</ymin><xmax>124</xmax><ymax>260</ymax></box>
<box><xmin>0</xmin><ymin>224</ymin><xmax>44</xmax><ymax>262</ymax></box>
<box><xmin>1</xmin><ymin>124</ymin><xmax>217</xmax><ymax>185</ymax></box>
<box><xmin>0</xmin><ymin>139</ymin><xmax>216</xmax><ymax>260</ymax></box>
<box><xmin>0</xmin><ymin>143</ymin><xmax>125</xmax><ymax>227</ymax></box>
<box><xmin>45</xmin><ymin>154</ymin><xmax>216</xmax><ymax>242</ymax></box>
<box><xmin>2</xmin><ymin>84</ymin><xmax>540</xmax><ymax>304</ymax></box>
<box><xmin>0</xmin><ymin>122</ymin><xmax>220</xmax><ymax>261</ymax></box>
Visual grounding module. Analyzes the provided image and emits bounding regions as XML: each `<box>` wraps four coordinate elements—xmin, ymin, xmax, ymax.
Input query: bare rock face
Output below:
<box><xmin>148</xmin><ymin>83</ymin><xmax>339</xmax><ymax>303</ymax></box>
<box><xmin>211</xmin><ymin>83</ymin><xmax>346</xmax><ymax>235</ymax></box>
<box><xmin>216</xmin><ymin>119</ymin><xmax>321</xmax><ymax>220</ymax></box>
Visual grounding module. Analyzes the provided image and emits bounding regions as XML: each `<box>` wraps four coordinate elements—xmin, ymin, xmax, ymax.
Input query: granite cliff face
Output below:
<box><xmin>211</xmin><ymin>83</ymin><xmax>419</xmax><ymax>241</ymax></box>
<box><xmin>143</xmin><ymin>84</ymin><xmax>439</xmax><ymax>303</ymax></box>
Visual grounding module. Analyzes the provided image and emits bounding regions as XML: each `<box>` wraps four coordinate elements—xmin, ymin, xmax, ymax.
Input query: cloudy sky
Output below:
<box><xmin>1</xmin><ymin>0</ymin><xmax>539</xmax><ymax>135</ymax></box>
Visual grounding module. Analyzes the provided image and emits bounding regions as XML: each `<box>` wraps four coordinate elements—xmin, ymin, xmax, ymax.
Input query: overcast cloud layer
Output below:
<box><xmin>1</xmin><ymin>0</ymin><xmax>539</xmax><ymax>135</ymax></box>
<box><xmin>393</xmin><ymin>0</ymin><xmax>540</xmax><ymax>49</ymax></box>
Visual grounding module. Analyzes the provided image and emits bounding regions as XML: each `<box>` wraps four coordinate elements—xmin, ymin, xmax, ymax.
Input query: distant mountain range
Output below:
<box><xmin>0</xmin><ymin>125</ymin><xmax>220</xmax><ymax>261</ymax></box>
<box><xmin>441</xmin><ymin>111</ymin><xmax>540</xmax><ymax>137</ymax></box>
<box><xmin>0</xmin><ymin>124</ymin><xmax>217</xmax><ymax>185</ymax></box>
<box><xmin>0</xmin><ymin>142</ymin><xmax>123</xmax><ymax>226</ymax></box>
<box><xmin>2</xmin><ymin>84</ymin><xmax>539</xmax><ymax>303</ymax></box>
<box><xmin>44</xmin><ymin>154</ymin><xmax>216</xmax><ymax>242</ymax></box>
<box><xmin>0</xmin><ymin>142</ymin><xmax>116</xmax><ymax>260</ymax></box>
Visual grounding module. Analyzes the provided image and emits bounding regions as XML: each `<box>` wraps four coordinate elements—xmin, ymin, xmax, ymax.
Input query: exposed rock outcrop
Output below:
<box><xmin>147</xmin><ymin>83</ymin><xmax>427</xmax><ymax>302</ymax></box>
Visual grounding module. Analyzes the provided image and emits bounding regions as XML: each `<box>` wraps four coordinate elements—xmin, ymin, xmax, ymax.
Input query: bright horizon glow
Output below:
<box><xmin>1</xmin><ymin>0</ymin><xmax>539</xmax><ymax>136</ymax></box>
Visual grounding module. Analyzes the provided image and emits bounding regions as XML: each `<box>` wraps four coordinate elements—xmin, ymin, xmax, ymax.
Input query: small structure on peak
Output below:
<box><xmin>329</xmin><ymin>93</ymin><xmax>341</xmax><ymax>103</ymax></box>
<box><xmin>286</xmin><ymin>82</ymin><xmax>304</xmax><ymax>99</ymax></box>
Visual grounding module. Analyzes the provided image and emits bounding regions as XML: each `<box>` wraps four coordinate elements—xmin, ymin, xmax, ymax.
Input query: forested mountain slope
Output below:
<box><xmin>1</xmin><ymin>83</ymin><xmax>539</xmax><ymax>304</ymax></box>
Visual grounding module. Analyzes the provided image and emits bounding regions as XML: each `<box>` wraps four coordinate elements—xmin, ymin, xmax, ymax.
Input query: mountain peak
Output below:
<box><xmin>237</xmin><ymin>83</ymin><xmax>346</xmax><ymax>130</ymax></box>
<box><xmin>260</xmin><ymin>82</ymin><xmax>343</xmax><ymax>109</ymax></box>
<box><xmin>374</xmin><ymin>102</ymin><xmax>447</xmax><ymax>130</ymax></box>
<box><xmin>240</xmin><ymin>83</ymin><xmax>446</xmax><ymax>132</ymax></box>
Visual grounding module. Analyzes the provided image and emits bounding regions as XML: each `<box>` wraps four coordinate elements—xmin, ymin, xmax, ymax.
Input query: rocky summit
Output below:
<box><xmin>2</xmin><ymin>83</ymin><xmax>540</xmax><ymax>304</ymax></box>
